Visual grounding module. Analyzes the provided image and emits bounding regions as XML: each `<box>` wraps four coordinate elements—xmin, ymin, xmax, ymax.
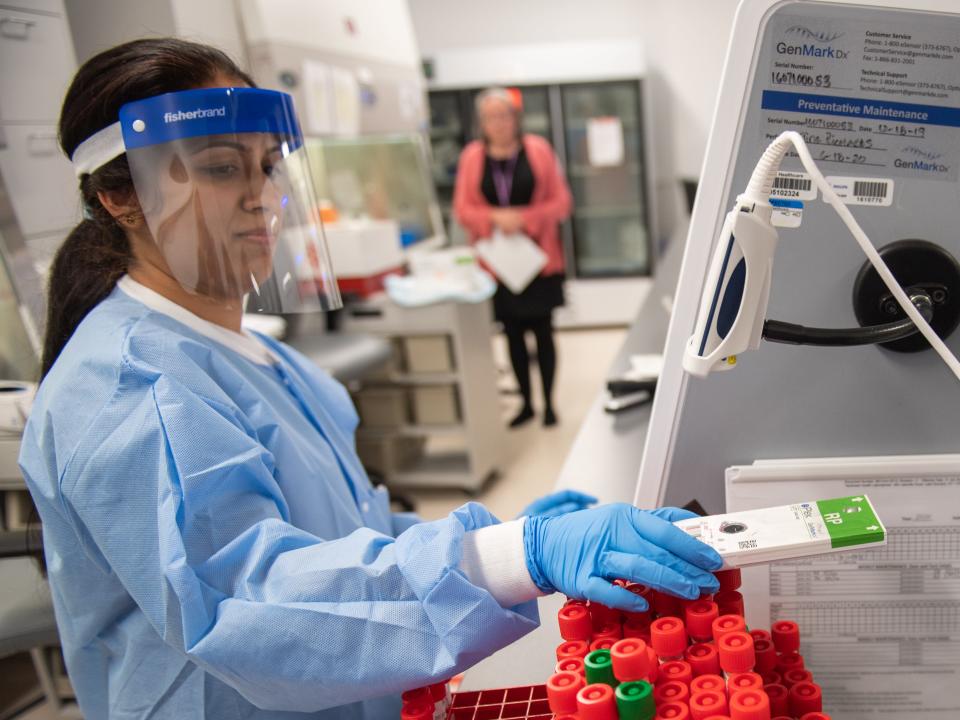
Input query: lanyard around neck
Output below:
<box><xmin>491</xmin><ymin>153</ymin><xmax>519</xmax><ymax>207</ymax></box>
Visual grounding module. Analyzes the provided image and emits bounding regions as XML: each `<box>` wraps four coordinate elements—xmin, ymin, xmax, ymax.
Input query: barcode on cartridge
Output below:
<box><xmin>771</xmin><ymin>172</ymin><xmax>816</xmax><ymax>200</ymax></box>
<box><xmin>773</xmin><ymin>176</ymin><xmax>812</xmax><ymax>191</ymax></box>
<box><xmin>853</xmin><ymin>180</ymin><xmax>889</xmax><ymax>199</ymax></box>
<box><xmin>825</xmin><ymin>175</ymin><xmax>894</xmax><ymax>206</ymax></box>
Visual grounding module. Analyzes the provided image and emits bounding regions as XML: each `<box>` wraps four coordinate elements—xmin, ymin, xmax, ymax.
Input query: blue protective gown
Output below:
<box><xmin>19</xmin><ymin>284</ymin><xmax>539</xmax><ymax>719</ymax></box>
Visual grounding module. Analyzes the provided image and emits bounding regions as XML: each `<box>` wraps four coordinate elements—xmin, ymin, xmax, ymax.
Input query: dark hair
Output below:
<box><xmin>43</xmin><ymin>38</ymin><xmax>255</xmax><ymax>379</ymax></box>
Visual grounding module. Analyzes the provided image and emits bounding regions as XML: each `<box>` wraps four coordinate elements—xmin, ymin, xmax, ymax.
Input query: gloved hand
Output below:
<box><xmin>518</xmin><ymin>489</ymin><xmax>598</xmax><ymax>519</ymax></box>
<box><xmin>523</xmin><ymin>504</ymin><xmax>722</xmax><ymax>612</ymax></box>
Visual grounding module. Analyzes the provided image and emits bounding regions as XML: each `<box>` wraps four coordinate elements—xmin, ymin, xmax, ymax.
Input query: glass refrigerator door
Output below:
<box><xmin>428</xmin><ymin>91</ymin><xmax>469</xmax><ymax>233</ymax></box>
<box><xmin>561</xmin><ymin>81</ymin><xmax>651</xmax><ymax>278</ymax></box>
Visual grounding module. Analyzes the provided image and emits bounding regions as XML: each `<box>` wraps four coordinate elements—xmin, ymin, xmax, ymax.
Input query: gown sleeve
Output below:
<box><xmin>58</xmin><ymin>370</ymin><xmax>539</xmax><ymax>713</ymax></box>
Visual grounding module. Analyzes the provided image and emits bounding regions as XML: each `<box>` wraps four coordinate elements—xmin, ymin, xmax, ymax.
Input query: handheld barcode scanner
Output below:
<box><xmin>684</xmin><ymin>131</ymin><xmax>960</xmax><ymax>382</ymax></box>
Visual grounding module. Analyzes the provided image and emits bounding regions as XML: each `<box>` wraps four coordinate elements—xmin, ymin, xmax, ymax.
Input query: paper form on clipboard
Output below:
<box><xmin>726</xmin><ymin>454</ymin><xmax>960</xmax><ymax>719</ymax></box>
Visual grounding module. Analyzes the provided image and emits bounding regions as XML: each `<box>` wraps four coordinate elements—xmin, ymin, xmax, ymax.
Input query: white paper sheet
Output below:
<box><xmin>726</xmin><ymin>455</ymin><xmax>960</xmax><ymax>719</ymax></box>
<box><xmin>301</xmin><ymin>60</ymin><xmax>334</xmax><ymax>135</ymax></box>
<box><xmin>474</xmin><ymin>231</ymin><xmax>547</xmax><ymax>294</ymax></box>
<box><xmin>586</xmin><ymin>116</ymin><xmax>625</xmax><ymax>167</ymax></box>
<box><xmin>330</xmin><ymin>66</ymin><xmax>360</xmax><ymax>136</ymax></box>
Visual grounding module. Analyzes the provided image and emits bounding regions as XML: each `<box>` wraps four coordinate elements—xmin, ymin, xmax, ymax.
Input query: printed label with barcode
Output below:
<box><xmin>771</xmin><ymin>171</ymin><xmax>817</xmax><ymax>201</ymax></box>
<box><xmin>825</xmin><ymin>176</ymin><xmax>894</xmax><ymax>207</ymax></box>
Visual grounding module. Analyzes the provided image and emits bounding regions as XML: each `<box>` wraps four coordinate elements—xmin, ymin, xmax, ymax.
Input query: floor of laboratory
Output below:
<box><xmin>405</xmin><ymin>327</ymin><xmax>626</xmax><ymax>521</ymax></box>
<box><xmin>0</xmin><ymin>327</ymin><xmax>625</xmax><ymax>720</ymax></box>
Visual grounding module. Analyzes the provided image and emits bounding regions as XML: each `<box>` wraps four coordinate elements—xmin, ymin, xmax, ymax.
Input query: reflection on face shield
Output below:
<box><xmin>140</xmin><ymin>133</ymin><xmax>289</xmax><ymax>303</ymax></box>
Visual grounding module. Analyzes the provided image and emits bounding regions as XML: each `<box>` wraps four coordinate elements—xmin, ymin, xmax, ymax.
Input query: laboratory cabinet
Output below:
<box><xmin>427</xmin><ymin>80</ymin><xmax>652</xmax><ymax>279</ymax></box>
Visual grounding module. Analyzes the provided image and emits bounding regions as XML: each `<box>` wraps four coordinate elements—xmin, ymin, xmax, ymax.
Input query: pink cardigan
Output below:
<box><xmin>453</xmin><ymin>134</ymin><xmax>572</xmax><ymax>276</ymax></box>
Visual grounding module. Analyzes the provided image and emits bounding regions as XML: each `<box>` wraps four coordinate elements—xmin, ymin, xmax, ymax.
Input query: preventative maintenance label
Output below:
<box><xmin>673</xmin><ymin>494</ymin><xmax>886</xmax><ymax>567</ymax></box>
<box><xmin>759</xmin><ymin>14</ymin><xmax>960</xmax><ymax>183</ymax></box>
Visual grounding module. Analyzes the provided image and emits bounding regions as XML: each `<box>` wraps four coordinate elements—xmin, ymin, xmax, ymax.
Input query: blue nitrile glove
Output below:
<box><xmin>523</xmin><ymin>504</ymin><xmax>722</xmax><ymax>612</ymax></box>
<box><xmin>519</xmin><ymin>489</ymin><xmax>598</xmax><ymax>519</ymax></box>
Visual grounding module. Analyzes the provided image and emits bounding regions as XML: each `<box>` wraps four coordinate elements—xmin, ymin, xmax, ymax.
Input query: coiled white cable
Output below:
<box><xmin>743</xmin><ymin>131</ymin><xmax>960</xmax><ymax>382</ymax></box>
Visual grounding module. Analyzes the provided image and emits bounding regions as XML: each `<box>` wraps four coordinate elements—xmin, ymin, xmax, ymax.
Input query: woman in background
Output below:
<box><xmin>453</xmin><ymin>88</ymin><xmax>572</xmax><ymax>428</ymax></box>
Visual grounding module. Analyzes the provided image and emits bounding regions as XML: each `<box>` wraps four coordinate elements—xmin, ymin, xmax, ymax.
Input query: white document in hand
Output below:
<box><xmin>474</xmin><ymin>231</ymin><xmax>547</xmax><ymax>294</ymax></box>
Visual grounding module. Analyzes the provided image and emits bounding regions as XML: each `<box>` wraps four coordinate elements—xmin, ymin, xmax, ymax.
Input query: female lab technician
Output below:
<box><xmin>19</xmin><ymin>39</ymin><xmax>722</xmax><ymax>719</ymax></box>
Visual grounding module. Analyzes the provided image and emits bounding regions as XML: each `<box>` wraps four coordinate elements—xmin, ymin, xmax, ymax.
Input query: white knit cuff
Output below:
<box><xmin>459</xmin><ymin>518</ymin><xmax>547</xmax><ymax>608</ymax></box>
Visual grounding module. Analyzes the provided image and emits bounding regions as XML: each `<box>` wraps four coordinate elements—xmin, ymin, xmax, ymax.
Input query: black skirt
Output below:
<box><xmin>493</xmin><ymin>274</ymin><xmax>565</xmax><ymax>323</ymax></box>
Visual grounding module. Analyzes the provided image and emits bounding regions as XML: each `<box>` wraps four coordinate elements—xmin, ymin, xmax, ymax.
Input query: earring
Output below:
<box><xmin>120</xmin><ymin>212</ymin><xmax>141</xmax><ymax>227</ymax></box>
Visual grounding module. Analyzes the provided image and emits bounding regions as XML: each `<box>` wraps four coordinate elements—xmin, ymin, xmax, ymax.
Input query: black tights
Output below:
<box><xmin>502</xmin><ymin>315</ymin><xmax>557</xmax><ymax>412</ymax></box>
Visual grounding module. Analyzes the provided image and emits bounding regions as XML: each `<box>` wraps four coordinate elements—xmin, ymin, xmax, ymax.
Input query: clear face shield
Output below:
<box><xmin>117</xmin><ymin>88</ymin><xmax>341</xmax><ymax>313</ymax></box>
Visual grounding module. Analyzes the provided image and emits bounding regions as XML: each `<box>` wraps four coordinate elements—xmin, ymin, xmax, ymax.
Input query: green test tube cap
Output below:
<box><xmin>584</xmin><ymin>649</ymin><xmax>618</xmax><ymax>688</ymax></box>
<box><xmin>615</xmin><ymin>680</ymin><xmax>655</xmax><ymax>720</ymax></box>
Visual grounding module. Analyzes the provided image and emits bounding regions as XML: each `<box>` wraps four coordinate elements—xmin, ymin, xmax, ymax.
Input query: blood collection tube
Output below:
<box><xmin>775</xmin><ymin>652</ymin><xmax>804</xmax><ymax>674</ymax></box>
<box><xmin>718</xmin><ymin>632</ymin><xmax>755</xmax><ymax>675</ymax></box>
<box><xmin>782</xmin><ymin>669</ymin><xmax>813</xmax><ymax>687</ymax></box>
<box><xmin>591</xmin><ymin>637</ymin><xmax>617</xmax><ymax>652</ymax></box>
<box><xmin>715</xmin><ymin>568</ymin><xmax>742</xmax><ymax>591</ymax></box>
<box><xmin>615</xmin><ymin>680</ymin><xmax>656</xmax><ymax>720</ymax></box>
<box><xmin>649</xmin><ymin>589</ymin><xmax>683</xmax><ymax>619</ymax></box>
<box><xmin>400</xmin><ymin>688</ymin><xmax>432</xmax><ymax>708</ymax></box>
<box><xmin>753</xmin><ymin>638</ymin><xmax>778</xmax><ymax>674</ymax></box>
<box><xmin>763</xmin><ymin>684</ymin><xmax>789</xmax><ymax>718</ymax></box>
<box><xmin>427</xmin><ymin>682</ymin><xmax>448</xmax><ymax>720</ymax></box>
<box><xmin>714</xmin><ymin>590</ymin><xmax>745</xmax><ymax>617</ymax></box>
<box><xmin>577</xmin><ymin>683</ymin><xmax>618</xmax><ymax>720</ymax></box>
<box><xmin>690</xmin><ymin>673</ymin><xmax>727</xmax><ymax>697</ymax></box>
<box><xmin>645</xmin><ymin>645</ymin><xmax>660</xmax><ymax>684</ymax></box>
<box><xmin>557</xmin><ymin>639</ymin><xmax>590</xmax><ymax>661</ymax></box>
<box><xmin>758</xmin><ymin>671</ymin><xmax>781</xmax><ymax>688</ymax></box>
<box><xmin>770</xmin><ymin>621</ymin><xmax>800</xmax><ymax>655</ymax></box>
<box><xmin>654</xmin><ymin>701</ymin><xmax>691</xmax><ymax>720</ymax></box>
<box><xmin>686</xmin><ymin>601</ymin><xmax>721</xmax><ymax>643</ymax></box>
<box><xmin>749</xmin><ymin>629</ymin><xmax>772</xmax><ymax>645</ymax></box>
<box><xmin>651</xmin><ymin>617</ymin><xmax>688</xmax><ymax>660</ymax></box>
<box><xmin>690</xmin><ymin>691</ymin><xmax>730</xmax><ymax>720</ymax></box>
<box><xmin>594</xmin><ymin>620</ymin><xmax>624</xmax><ymax>642</ymax></box>
<box><xmin>559</xmin><ymin>603</ymin><xmax>594</xmax><ymax>641</ymax></box>
<box><xmin>556</xmin><ymin>656</ymin><xmax>586</xmax><ymax>676</ymax></box>
<box><xmin>727</xmin><ymin>672</ymin><xmax>763</xmax><ymax>694</ymax></box>
<box><xmin>585</xmin><ymin>649</ymin><xmax>619</xmax><ymax>688</ymax></box>
<box><xmin>659</xmin><ymin>660</ymin><xmax>694</xmax><ymax>686</ymax></box>
<box><xmin>712</xmin><ymin>615</ymin><xmax>747</xmax><ymax>643</ymax></box>
<box><xmin>799</xmin><ymin>714</ymin><xmax>831</xmax><ymax>720</ymax></box>
<box><xmin>728</xmin><ymin>689</ymin><xmax>771</xmax><ymax>720</ymax></box>
<box><xmin>655</xmin><ymin>680</ymin><xmax>691</xmax><ymax>705</ymax></box>
<box><xmin>610</xmin><ymin>638</ymin><xmax>651</xmax><ymax>683</ymax></box>
<box><xmin>547</xmin><ymin>671</ymin><xmax>586</xmax><ymax>715</ymax></box>
<box><xmin>788</xmin><ymin>682</ymin><xmax>823</xmax><ymax>718</ymax></box>
<box><xmin>623</xmin><ymin>616</ymin><xmax>653</xmax><ymax>640</ymax></box>
<box><xmin>400</xmin><ymin>703</ymin><xmax>432</xmax><ymax>720</ymax></box>
<box><xmin>686</xmin><ymin>642</ymin><xmax>722</xmax><ymax>677</ymax></box>
<box><xmin>590</xmin><ymin>602</ymin><xmax>621</xmax><ymax>629</ymax></box>
<box><xmin>624</xmin><ymin>584</ymin><xmax>654</xmax><ymax>625</ymax></box>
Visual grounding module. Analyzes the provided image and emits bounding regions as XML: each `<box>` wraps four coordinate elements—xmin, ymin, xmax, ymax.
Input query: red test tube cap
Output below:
<box><xmin>750</xmin><ymin>629</ymin><xmax>772</xmax><ymax>644</ymax></box>
<box><xmin>788</xmin><ymin>682</ymin><xmax>823</xmax><ymax>718</ymax></box>
<box><xmin>686</xmin><ymin>642</ymin><xmax>722</xmax><ymax>677</ymax></box>
<box><xmin>646</xmin><ymin>646</ymin><xmax>660</xmax><ymax>683</ymax></box>
<box><xmin>729</xmin><ymin>689</ymin><xmax>771</xmax><ymax>720</ymax></box>
<box><xmin>427</xmin><ymin>682</ymin><xmax>445</xmax><ymax>702</ymax></box>
<box><xmin>547</xmin><ymin>671</ymin><xmax>586</xmax><ymax>715</ymax></box>
<box><xmin>590</xmin><ymin>637</ymin><xmax>616</xmax><ymax>652</ymax></box>
<box><xmin>649</xmin><ymin>589</ymin><xmax>683</xmax><ymax>618</ymax></box>
<box><xmin>712</xmin><ymin>614</ymin><xmax>747</xmax><ymax>643</ymax></box>
<box><xmin>577</xmin><ymin>682</ymin><xmax>618</xmax><ymax>720</ymax></box>
<box><xmin>763</xmin><ymin>683</ymin><xmax>789</xmax><ymax>718</ymax></box>
<box><xmin>718</xmin><ymin>631</ymin><xmax>756</xmax><ymax>674</ymax></box>
<box><xmin>799</xmin><ymin>714</ymin><xmax>831</xmax><ymax>720</ymax></box>
<box><xmin>659</xmin><ymin>659</ymin><xmax>694</xmax><ymax>686</ymax></box>
<box><xmin>589</xmin><ymin>602</ymin><xmax>621</xmax><ymax>629</ymax></box>
<box><xmin>753</xmin><ymin>639</ymin><xmax>778</xmax><ymax>674</ymax></box>
<box><xmin>400</xmin><ymin>703</ymin><xmax>432</xmax><ymax>720</ymax></box>
<box><xmin>715</xmin><ymin>590</ymin><xmax>745</xmax><ymax>617</ymax></box>
<box><xmin>651</xmin><ymin>616</ymin><xmax>688</xmax><ymax>659</ymax></box>
<box><xmin>758</xmin><ymin>671</ymin><xmax>782</xmax><ymax>687</ymax></box>
<box><xmin>610</xmin><ymin>638</ymin><xmax>650</xmax><ymax>683</ymax></box>
<box><xmin>623</xmin><ymin>617</ymin><xmax>652</xmax><ymax>640</ymax></box>
<box><xmin>715</xmin><ymin>568</ymin><xmax>742</xmax><ymax>591</ymax></box>
<box><xmin>771</xmin><ymin>621</ymin><xmax>800</xmax><ymax>654</ymax></box>
<box><xmin>594</xmin><ymin>620</ymin><xmax>623</xmax><ymax>642</ymax></box>
<box><xmin>655</xmin><ymin>680</ymin><xmax>691</xmax><ymax>705</ymax></box>
<box><xmin>690</xmin><ymin>673</ymin><xmax>727</xmax><ymax>696</ymax></box>
<box><xmin>686</xmin><ymin>601</ymin><xmax>721</xmax><ymax>642</ymax></box>
<box><xmin>556</xmin><ymin>656</ymin><xmax>586</xmax><ymax>676</ymax></box>
<box><xmin>557</xmin><ymin>639</ymin><xmax>590</xmax><ymax>661</ymax></box>
<box><xmin>655</xmin><ymin>701</ymin><xmax>692</xmax><ymax>720</ymax></box>
<box><xmin>400</xmin><ymin>688</ymin><xmax>432</xmax><ymax>706</ymax></box>
<box><xmin>559</xmin><ymin>604</ymin><xmax>594</xmax><ymax>641</ymax></box>
<box><xmin>727</xmin><ymin>672</ymin><xmax>763</xmax><ymax>693</ymax></box>
<box><xmin>776</xmin><ymin>652</ymin><xmax>805</xmax><ymax>674</ymax></box>
<box><xmin>690</xmin><ymin>691</ymin><xmax>730</xmax><ymax>720</ymax></box>
<box><xmin>782</xmin><ymin>669</ymin><xmax>813</xmax><ymax>687</ymax></box>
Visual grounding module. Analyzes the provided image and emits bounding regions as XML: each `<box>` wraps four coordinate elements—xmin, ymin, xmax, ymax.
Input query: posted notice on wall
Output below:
<box><xmin>586</xmin><ymin>116</ymin><xmax>625</xmax><ymax>167</ymax></box>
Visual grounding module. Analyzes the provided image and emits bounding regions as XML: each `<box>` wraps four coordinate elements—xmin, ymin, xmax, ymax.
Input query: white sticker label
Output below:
<box><xmin>770</xmin><ymin>199</ymin><xmax>803</xmax><ymax>228</ymax></box>
<box><xmin>771</xmin><ymin>171</ymin><xmax>817</xmax><ymax>201</ymax></box>
<box><xmin>825</xmin><ymin>176</ymin><xmax>894</xmax><ymax>206</ymax></box>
